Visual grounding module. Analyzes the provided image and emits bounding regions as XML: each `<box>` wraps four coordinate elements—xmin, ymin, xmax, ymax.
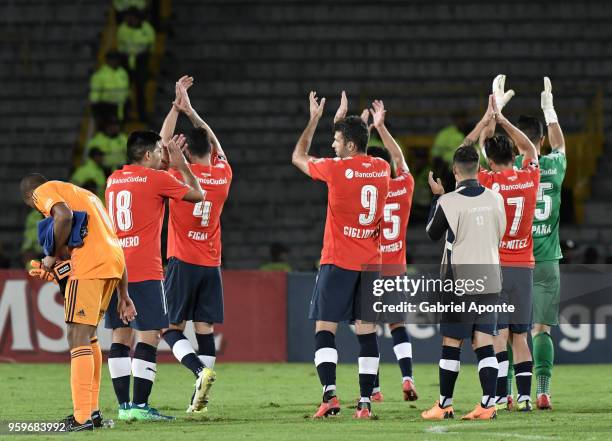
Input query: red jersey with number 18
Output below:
<box><xmin>478</xmin><ymin>156</ymin><xmax>540</xmax><ymax>267</ymax></box>
<box><xmin>381</xmin><ymin>168</ymin><xmax>415</xmax><ymax>269</ymax></box>
<box><xmin>167</xmin><ymin>155</ymin><xmax>232</xmax><ymax>266</ymax></box>
<box><xmin>106</xmin><ymin>164</ymin><xmax>190</xmax><ymax>282</ymax></box>
<box><xmin>308</xmin><ymin>155</ymin><xmax>390</xmax><ymax>271</ymax></box>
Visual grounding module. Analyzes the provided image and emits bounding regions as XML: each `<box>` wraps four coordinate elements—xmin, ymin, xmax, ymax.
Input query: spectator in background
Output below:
<box><xmin>71</xmin><ymin>148</ymin><xmax>107</xmax><ymax>199</ymax></box>
<box><xmin>583</xmin><ymin>247</ymin><xmax>600</xmax><ymax>264</ymax></box>
<box><xmin>431</xmin><ymin>110</ymin><xmax>470</xmax><ymax>191</ymax></box>
<box><xmin>113</xmin><ymin>0</ymin><xmax>148</xmax><ymax>22</ymax></box>
<box><xmin>260</xmin><ymin>242</ymin><xmax>292</xmax><ymax>272</ymax></box>
<box><xmin>89</xmin><ymin>51</ymin><xmax>130</xmax><ymax>123</ymax></box>
<box><xmin>117</xmin><ymin>7</ymin><xmax>155</xmax><ymax>121</ymax></box>
<box><xmin>86</xmin><ymin>116</ymin><xmax>128</xmax><ymax>172</ymax></box>
<box><xmin>408</xmin><ymin>148</ymin><xmax>431</xmax><ymax>222</ymax></box>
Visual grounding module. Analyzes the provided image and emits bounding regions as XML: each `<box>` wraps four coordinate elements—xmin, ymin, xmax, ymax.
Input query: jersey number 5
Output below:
<box><xmin>535</xmin><ymin>182</ymin><xmax>553</xmax><ymax>221</ymax></box>
<box><xmin>383</xmin><ymin>202</ymin><xmax>400</xmax><ymax>240</ymax></box>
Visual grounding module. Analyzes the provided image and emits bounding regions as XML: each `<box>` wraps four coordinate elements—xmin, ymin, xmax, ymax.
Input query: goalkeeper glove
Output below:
<box><xmin>541</xmin><ymin>76</ymin><xmax>558</xmax><ymax>125</ymax></box>
<box><xmin>28</xmin><ymin>259</ymin><xmax>72</xmax><ymax>296</ymax></box>
<box><xmin>492</xmin><ymin>74</ymin><xmax>515</xmax><ymax>112</ymax></box>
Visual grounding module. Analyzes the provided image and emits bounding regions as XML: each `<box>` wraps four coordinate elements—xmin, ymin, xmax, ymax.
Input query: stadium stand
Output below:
<box><xmin>155</xmin><ymin>0</ymin><xmax>611</xmax><ymax>269</ymax></box>
<box><xmin>0</xmin><ymin>0</ymin><xmax>109</xmax><ymax>266</ymax></box>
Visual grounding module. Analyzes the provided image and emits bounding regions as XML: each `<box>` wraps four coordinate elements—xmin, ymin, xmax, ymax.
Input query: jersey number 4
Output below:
<box><xmin>193</xmin><ymin>201</ymin><xmax>213</xmax><ymax>227</ymax></box>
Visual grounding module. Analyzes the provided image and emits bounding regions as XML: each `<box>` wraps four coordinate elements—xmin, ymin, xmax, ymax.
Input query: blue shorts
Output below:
<box><xmin>497</xmin><ymin>266</ymin><xmax>533</xmax><ymax>333</ymax></box>
<box><xmin>439</xmin><ymin>293</ymin><xmax>499</xmax><ymax>340</ymax></box>
<box><xmin>105</xmin><ymin>280</ymin><xmax>169</xmax><ymax>331</ymax></box>
<box><xmin>308</xmin><ymin>264</ymin><xmax>379</xmax><ymax>323</ymax></box>
<box><xmin>164</xmin><ymin>257</ymin><xmax>224</xmax><ymax>324</ymax></box>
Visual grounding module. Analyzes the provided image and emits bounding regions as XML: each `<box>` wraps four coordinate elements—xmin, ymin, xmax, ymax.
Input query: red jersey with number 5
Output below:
<box><xmin>167</xmin><ymin>155</ymin><xmax>232</xmax><ymax>267</ymax></box>
<box><xmin>308</xmin><ymin>155</ymin><xmax>390</xmax><ymax>271</ymax></box>
<box><xmin>381</xmin><ymin>167</ymin><xmax>415</xmax><ymax>270</ymax></box>
<box><xmin>478</xmin><ymin>157</ymin><xmax>540</xmax><ymax>267</ymax></box>
<box><xmin>106</xmin><ymin>164</ymin><xmax>190</xmax><ymax>282</ymax></box>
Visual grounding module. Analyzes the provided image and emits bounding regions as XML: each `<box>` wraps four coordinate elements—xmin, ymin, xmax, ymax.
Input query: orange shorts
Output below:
<box><xmin>64</xmin><ymin>278</ymin><xmax>120</xmax><ymax>326</ymax></box>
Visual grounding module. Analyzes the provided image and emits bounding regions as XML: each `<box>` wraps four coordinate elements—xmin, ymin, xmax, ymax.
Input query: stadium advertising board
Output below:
<box><xmin>0</xmin><ymin>270</ymin><xmax>287</xmax><ymax>363</ymax></box>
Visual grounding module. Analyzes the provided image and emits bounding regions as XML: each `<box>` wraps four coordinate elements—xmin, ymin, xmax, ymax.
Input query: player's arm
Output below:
<box><xmin>541</xmin><ymin>76</ymin><xmax>565</xmax><ymax>154</ymax></box>
<box><xmin>425</xmin><ymin>172</ymin><xmax>449</xmax><ymax>240</ymax></box>
<box><xmin>494</xmin><ymin>97</ymin><xmax>538</xmax><ymax>163</ymax></box>
<box><xmin>160</xmin><ymin>76</ymin><xmax>194</xmax><ymax>146</ymax></box>
<box><xmin>116</xmin><ymin>266</ymin><xmax>137</xmax><ymax>324</ymax></box>
<box><xmin>370</xmin><ymin>100</ymin><xmax>409</xmax><ymax>173</ymax></box>
<box><xmin>167</xmin><ymin>134</ymin><xmax>205</xmax><ymax>202</ymax></box>
<box><xmin>292</xmin><ymin>91</ymin><xmax>326</xmax><ymax>176</ymax></box>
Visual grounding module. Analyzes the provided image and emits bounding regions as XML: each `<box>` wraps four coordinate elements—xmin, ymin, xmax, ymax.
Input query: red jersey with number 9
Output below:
<box><xmin>106</xmin><ymin>164</ymin><xmax>190</xmax><ymax>282</ymax></box>
<box><xmin>478</xmin><ymin>156</ymin><xmax>540</xmax><ymax>267</ymax></box>
<box><xmin>167</xmin><ymin>156</ymin><xmax>232</xmax><ymax>267</ymax></box>
<box><xmin>308</xmin><ymin>155</ymin><xmax>390</xmax><ymax>271</ymax></box>
<box><xmin>381</xmin><ymin>168</ymin><xmax>415</xmax><ymax>269</ymax></box>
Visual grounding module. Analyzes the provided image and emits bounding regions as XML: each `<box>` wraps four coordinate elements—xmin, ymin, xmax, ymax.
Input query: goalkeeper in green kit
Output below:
<box><xmin>513</xmin><ymin>77</ymin><xmax>566</xmax><ymax>410</ymax></box>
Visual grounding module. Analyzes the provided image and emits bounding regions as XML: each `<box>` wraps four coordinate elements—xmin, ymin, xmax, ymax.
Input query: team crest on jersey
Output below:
<box><xmin>507</xmin><ymin>175</ymin><xmax>518</xmax><ymax>181</ymax></box>
<box><xmin>491</xmin><ymin>183</ymin><xmax>500</xmax><ymax>192</ymax></box>
<box><xmin>362</xmin><ymin>163</ymin><xmax>372</xmax><ymax>168</ymax></box>
<box><xmin>345</xmin><ymin>169</ymin><xmax>354</xmax><ymax>179</ymax></box>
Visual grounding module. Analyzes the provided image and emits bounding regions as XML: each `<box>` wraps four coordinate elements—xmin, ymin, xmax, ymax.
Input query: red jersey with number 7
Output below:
<box><xmin>478</xmin><ymin>156</ymin><xmax>540</xmax><ymax>267</ymax></box>
<box><xmin>167</xmin><ymin>155</ymin><xmax>232</xmax><ymax>267</ymax></box>
<box><xmin>308</xmin><ymin>155</ymin><xmax>390</xmax><ymax>271</ymax></box>
<box><xmin>106</xmin><ymin>164</ymin><xmax>190</xmax><ymax>282</ymax></box>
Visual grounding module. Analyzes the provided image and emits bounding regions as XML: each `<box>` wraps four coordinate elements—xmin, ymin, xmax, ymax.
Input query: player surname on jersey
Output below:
<box><xmin>343</xmin><ymin>225</ymin><xmax>377</xmax><ymax>239</ymax></box>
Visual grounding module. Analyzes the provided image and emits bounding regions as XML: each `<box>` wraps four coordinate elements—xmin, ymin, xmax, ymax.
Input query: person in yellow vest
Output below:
<box><xmin>260</xmin><ymin>243</ymin><xmax>292</xmax><ymax>272</ymax></box>
<box><xmin>113</xmin><ymin>0</ymin><xmax>148</xmax><ymax>21</ymax></box>
<box><xmin>117</xmin><ymin>8</ymin><xmax>155</xmax><ymax>121</ymax></box>
<box><xmin>71</xmin><ymin>148</ymin><xmax>108</xmax><ymax>199</ymax></box>
<box><xmin>89</xmin><ymin>51</ymin><xmax>130</xmax><ymax>123</ymax></box>
<box><xmin>431</xmin><ymin>110</ymin><xmax>470</xmax><ymax>191</ymax></box>
<box><xmin>86</xmin><ymin>116</ymin><xmax>128</xmax><ymax>171</ymax></box>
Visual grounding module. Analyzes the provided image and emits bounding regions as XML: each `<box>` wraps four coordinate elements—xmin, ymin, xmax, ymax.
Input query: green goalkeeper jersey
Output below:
<box><xmin>515</xmin><ymin>150</ymin><xmax>566</xmax><ymax>261</ymax></box>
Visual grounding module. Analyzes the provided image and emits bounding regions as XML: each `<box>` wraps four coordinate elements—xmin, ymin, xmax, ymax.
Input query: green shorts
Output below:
<box><xmin>532</xmin><ymin>260</ymin><xmax>560</xmax><ymax>326</ymax></box>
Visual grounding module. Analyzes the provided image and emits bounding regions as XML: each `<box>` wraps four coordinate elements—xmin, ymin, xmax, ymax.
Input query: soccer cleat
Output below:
<box><xmin>536</xmin><ymin>393</ymin><xmax>552</xmax><ymax>410</ymax></box>
<box><xmin>371</xmin><ymin>391</ymin><xmax>384</xmax><ymax>402</ymax></box>
<box><xmin>516</xmin><ymin>400</ymin><xmax>533</xmax><ymax>412</ymax></box>
<box><xmin>313</xmin><ymin>395</ymin><xmax>341</xmax><ymax>418</ymax></box>
<box><xmin>186</xmin><ymin>404</ymin><xmax>208</xmax><ymax>414</ymax></box>
<box><xmin>461</xmin><ymin>404</ymin><xmax>497</xmax><ymax>420</ymax></box>
<box><xmin>421</xmin><ymin>401</ymin><xmax>454</xmax><ymax>420</ymax></box>
<box><xmin>91</xmin><ymin>409</ymin><xmax>114</xmax><ymax>428</ymax></box>
<box><xmin>353</xmin><ymin>401</ymin><xmax>371</xmax><ymax>419</ymax></box>
<box><xmin>129</xmin><ymin>405</ymin><xmax>176</xmax><ymax>421</ymax></box>
<box><xmin>192</xmin><ymin>367</ymin><xmax>216</xmax><ymax>412</ymax></box>
<box><xmin>117</xmin><ymin>402</ymin><xmax>132</xmax><ymax>421</ymax></box>
<box><xmin>402</xmin><ymin>379</ymin><xmax>418</xmax><ymax>401</ymax></box>
<box><xmin>62</xmin><ymin>415</ymin><xmax>93</xmax><ymax>432</ymax></box>
<box><xmin>495</xmin><ymin>399</ymin><xmax>511</xmax><ymax>412</ymax></box>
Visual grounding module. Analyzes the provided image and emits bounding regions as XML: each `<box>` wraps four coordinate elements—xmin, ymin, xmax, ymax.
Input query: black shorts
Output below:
<box><xmin>164</xmin><ymin>257</ymin><xmax>224</xmax><ymax>324</ymax></box>
<box><xmin>105</xmin><ymin>280</ymin><xmax>169</xmax><ymax>331</ymax></box>
<box><xmin>439</xmin><ymin>293</ymin><xmax>499</xmax><ymax>340</ymax></box>
<box><xmin>497</xmin><ymin>266</ymin><xmax>533</xmax><ymax>333</ymax></box>
<box><xmin>308</xmin><ymin>264</ymin><xmax>379</xmax><ymax>323</ymax></box>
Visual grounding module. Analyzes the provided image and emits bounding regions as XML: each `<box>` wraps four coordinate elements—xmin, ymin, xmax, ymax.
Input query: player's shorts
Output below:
<box><xmin>64</xmin><ymin>278</ymin><xmax>120</xmax><ymax>326</ymax></box>
<box><xmin>497</xmin><ymin>266</ymin><xmax>533</xmax><ymax>333</ymax></box>
<box><xmin>440</xmin><ymin>293</ymin><xmax>499</xmax><ymax>340</ymax></box>
<box><xmin>308</xmin><ymin>264</ymin><xmax>379</xmax><ymax>323</ymax></box>
<box><xmin>532</xmin><ymin>260</ymin><xmax>560</xmax><ymax>326</ymax></box>
<box><xmin>164</xmin><ymin>257</ymin><xmax>224</xmax><ymax>324</ymax></box>
<box><xmin>105</xmin><ymin>280</ymin><xmax>169</xmax><ymax>331</ymax></box>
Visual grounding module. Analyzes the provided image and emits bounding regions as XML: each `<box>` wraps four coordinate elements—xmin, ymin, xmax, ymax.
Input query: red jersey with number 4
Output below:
<box><xmin>308</xmin><ymin>155</ymin><xmax>390</xmax><ymax>271</ymax></box>
<box><xmin>382</xmin><ymin>167</ymin><xmax>415</xmax><ymax>270</ymax></box>
<box><xmin>478</xmin><ymin>157</ymin><xmax>540</xmax><ymax>267</ymax></box>
<box><xmin>167</xmin><ymin>156</ymin><xmax>232</xmax><ymax>266</ymax></box>
<box><xmin>106</xmin><ymin>164</ymin><xmax>190</xmax><ymax>282</ymax></box>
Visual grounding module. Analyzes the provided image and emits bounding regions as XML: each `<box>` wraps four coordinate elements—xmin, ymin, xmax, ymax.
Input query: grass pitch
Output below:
<box><xmin>1</xmin><ymin>362</ymin><xmax>611</xmax><ymax>440</ymax></box>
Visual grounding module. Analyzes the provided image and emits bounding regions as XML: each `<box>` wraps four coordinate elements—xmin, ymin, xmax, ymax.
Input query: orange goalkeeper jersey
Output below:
<box><xmin>33</xmin><ymin>180</ymin><xmax>125</xmax><ymax>280</ymax></box>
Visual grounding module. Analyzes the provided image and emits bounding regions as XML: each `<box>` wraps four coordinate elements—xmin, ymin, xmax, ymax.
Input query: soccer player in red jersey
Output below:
<box><xmin>104</xmin><ymin>85</ymin><xmax>204</xmax><ymax>420</ymax></box>
<box><xmin>157</xmin><ymin>80</ymin><xmax>232</xmax><ymax>414</ymax></box>
<box><xmin>476</xmin><ymin>78</ymin><xmax>540</xmax><ymax>411</ymax></box>
<box><xmin>362</xmin><ymin>100</ymin><xmax>418</xmax><ymax>403</ymax></box>
<box><xmin>292</xmin><ymin>91</ymin><xmax>390</xmax><ymax>419</ymax></box>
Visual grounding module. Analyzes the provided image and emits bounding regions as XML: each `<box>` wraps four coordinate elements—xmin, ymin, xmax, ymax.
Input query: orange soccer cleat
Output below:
<box><xmin>313</xmin><ymin>396</ymin><xmax>341</xmax><ymax>418</ymax></box>
<box><xmin>370</xmin><ymin>391</ymin><xmax>384</xmax><ymax>402</ymax></box>
<box><xmin>536</xmin><ymin>393</ymin><xmax>552</xmax><ymax>410</ymax></box>
<box><xmin>421</xmin><ymin>401</ymin><xmax>454</xmax><ymax>420</ymax></box>
<box><xmin>461</xmin><ymin>404</ymin><xmax>497</xmax><ymax>420</ymax></box>
<box><xmin>353</xmin><ymin>402</ymin><xmax>371</xmax><ymax>419</ymax></box>
<box><xmin>402</xmin><ymin>379</ymin><xmax>418</xmax><ymax>401</ymax></box>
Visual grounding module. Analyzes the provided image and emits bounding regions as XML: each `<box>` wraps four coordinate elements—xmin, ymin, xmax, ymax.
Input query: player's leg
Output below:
<box><xmin>531</xmin><ymin>261</ymin><xmax>559</xmax><ymax>409</ymax></box>
<box><xmin>389</xmin><ymin>322</ymin><xmax>417</xmax><ymax>401</ymax></box>
<box><xmin>421</xmin><ymin>334</ymin><xmax>461</xmax><ymax>420</ymax></box>
<box><xmin>510</xmin><ymin>332</ymin><xmax>533</xmax><ymax>410</ymax></box>
<box><xmin>493</xmin><ymin>328</ymin><xmax>510</xmax><ymax>410</ymax></box>
<box><xmin>354</xmin><ymin>320</ymin><xmax>378</xmax><ymax>418</ymax></box>
<box><xmin>313</xmin><ymin>320</ymin><xmax>340</xmax><ymax>417</ymax></box>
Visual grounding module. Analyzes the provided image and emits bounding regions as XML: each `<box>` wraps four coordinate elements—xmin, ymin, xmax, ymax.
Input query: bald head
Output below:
<box><xmin>20</xmin><ymin>173</ymin><xmax>47</xmax><ymax>207</ymax></box>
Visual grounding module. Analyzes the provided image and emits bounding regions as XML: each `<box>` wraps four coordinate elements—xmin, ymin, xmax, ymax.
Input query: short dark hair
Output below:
<box><xmin>516</xmin><ymin>115</ymin><xmax>544</xmax><ymax>144</ymax></box>
<box><xmin>127</xmin><ymin>130</ymin><xmax>161</xmax><ymax>164</ymax></box>
<box><xmin>186</xmin><ymin>128</ymin><xmax>211</xmax><ymax>157</ymax></box>
<box><xmin>366</xmin><ymin>145</ymin><xmax>392</xmax><ymax>165</ymax></box>
<box><xmin>453</xmin><ymin>143</ymin><xmax>480</xmax><ymax>175</ymax></box>
<box><xmin>20</xmin><ymin>173</ymin><xmax>48</xmax><ymax>197</ymax></box>
<box><xmin>484</xmin><ymin>134</ymin><xmax>514</xmax><ymax>166</ymax></box>
<box><xmin>333</xmin><ymin>116</ymin><xmax>369</xmax><ymax>153</ymax></box>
